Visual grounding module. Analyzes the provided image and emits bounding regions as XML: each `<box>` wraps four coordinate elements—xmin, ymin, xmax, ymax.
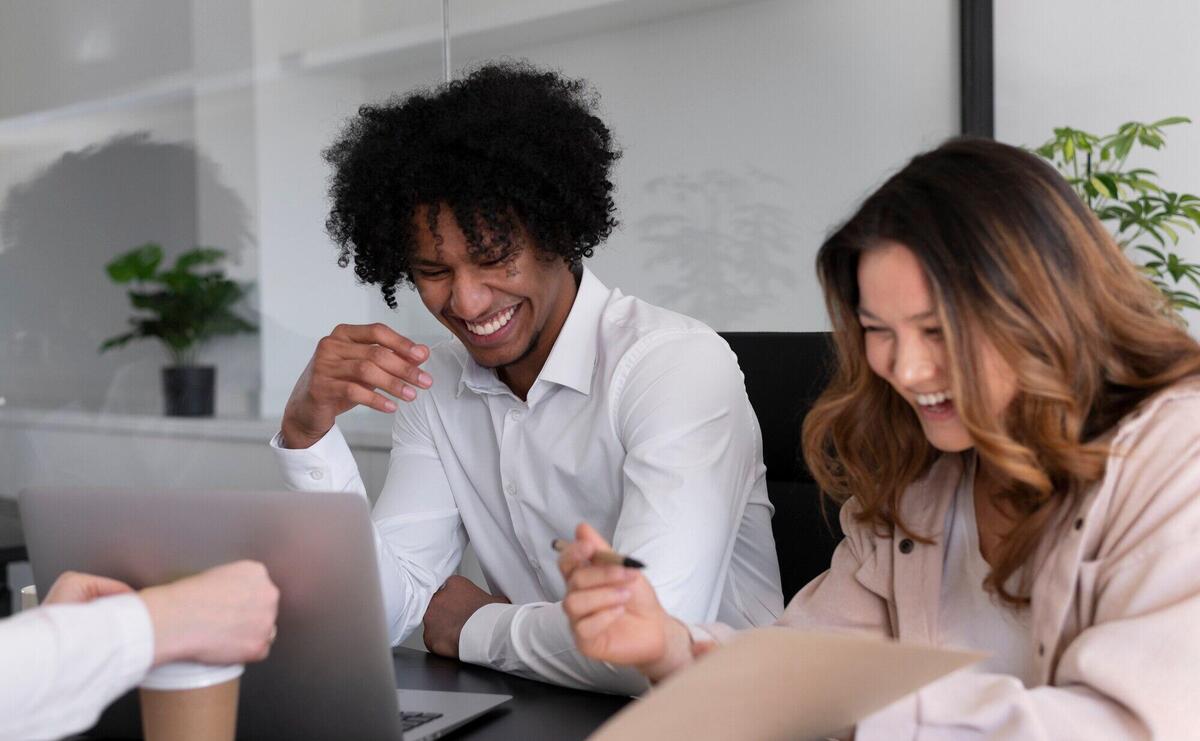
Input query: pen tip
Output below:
<box><xmin>551</xmin><ymin>538</ymin><xmax>564</xmax><ymax>551</ymax></box>
<box><xmin>622</xmin><ymin>556</ymin><xmax>645</xmax><ymax>569</ymax></box>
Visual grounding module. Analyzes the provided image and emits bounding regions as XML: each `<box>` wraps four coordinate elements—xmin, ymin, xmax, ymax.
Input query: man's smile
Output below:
<box><xmin>455</xmin><ymin>303</ymin><xmax>523</xmax><ymax>347</ymax></box>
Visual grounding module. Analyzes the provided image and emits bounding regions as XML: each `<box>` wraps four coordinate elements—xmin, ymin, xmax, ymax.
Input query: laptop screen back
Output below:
<box><xmin>20</xmin><ymin>487</ymin><xmax>404</xmax><ymax>741</ymax></box>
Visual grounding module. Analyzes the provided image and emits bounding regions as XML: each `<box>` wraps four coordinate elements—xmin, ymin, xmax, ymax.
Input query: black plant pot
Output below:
<box><xmin>162</xmin><ymin>365</ymin><xmax>215</xmax><ymax>417</ymax></box>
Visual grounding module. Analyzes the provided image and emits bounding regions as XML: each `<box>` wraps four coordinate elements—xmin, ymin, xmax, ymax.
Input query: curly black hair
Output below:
<box><xmin>323</xmin><ymin>61</ymin><xmax>622</xmax><ymax>308</ymax></box>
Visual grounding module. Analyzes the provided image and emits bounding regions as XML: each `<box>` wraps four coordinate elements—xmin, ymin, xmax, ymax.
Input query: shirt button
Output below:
<box><xmin>504</xmin><ymin>482</ymin><xmax>516</xmax><ymax>496</ymax></box>
<box><xmin>509</xmin><ymin>410</ymin><xmax>523</xmax><ymax>421</ymax></box>
<box><xmin>309</xmin><ymin>470</ymin><xmax>324</xmax><ymax>481</ymax></box>
<box><xmin>899</xmin><ymin>538</ymin><xmax>914</xmax><ymax>554</ymax></box>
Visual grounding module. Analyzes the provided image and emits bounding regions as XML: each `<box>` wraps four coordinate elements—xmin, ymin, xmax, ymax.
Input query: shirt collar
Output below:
<box><xmin>456</xmin><ymin>267</ymin><xmax>607</xmax><ymax>400</ymax></box>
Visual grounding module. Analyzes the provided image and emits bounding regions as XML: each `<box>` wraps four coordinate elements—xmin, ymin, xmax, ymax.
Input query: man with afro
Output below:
<box><xmin>272</xmin><ymin>62</ymin><xmax>783</xmax><ymax>693</ymax></box>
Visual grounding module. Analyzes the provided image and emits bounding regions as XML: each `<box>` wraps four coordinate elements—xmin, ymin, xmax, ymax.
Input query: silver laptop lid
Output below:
<box><xmin>20</xmin><ymin>487</ymin><xmax>404</xmax><ymax>741</ymax></box>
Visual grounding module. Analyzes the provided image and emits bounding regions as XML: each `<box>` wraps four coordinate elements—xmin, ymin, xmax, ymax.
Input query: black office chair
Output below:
<box><xmin>720</xmin><ymin>332</ymin><xmax>843</xmax><ymax>599</ymax></box>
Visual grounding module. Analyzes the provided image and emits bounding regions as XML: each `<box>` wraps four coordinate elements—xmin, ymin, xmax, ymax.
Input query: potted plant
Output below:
<box><xmin>1034</xmin><ymin>117</ymin><xmax>1200</xmax><ymax>316</ymax></box>
<box><xmin>100</xmin><ymin>242</ymin><xmax>257</xmax><ymax>417</ymax></box>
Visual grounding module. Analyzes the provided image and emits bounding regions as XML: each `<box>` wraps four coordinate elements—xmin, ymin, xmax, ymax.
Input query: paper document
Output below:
<box><xmin>588</xmin><ymin>627</ymin><xmax>985</xmax><ymax>741</ymax></box>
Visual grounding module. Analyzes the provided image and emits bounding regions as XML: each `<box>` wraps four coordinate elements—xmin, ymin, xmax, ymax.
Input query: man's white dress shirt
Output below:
<box><xmin>273</xmin><ymin>268</ymin><xmax>784</xmax><ymax>693</ymax></box>
<box><xmin>0</xmin><ymin>594</ymin><xmax>153</xmax><ymax>740</ymax></box>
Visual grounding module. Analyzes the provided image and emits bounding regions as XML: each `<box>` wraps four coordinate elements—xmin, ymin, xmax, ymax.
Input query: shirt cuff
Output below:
<box><xmin>110</xmin><ymin>593</ymin><xmax>156</xmax><ymax>682</ymax></box>
<box><xmin>269</xmin><ymin>424</ymin><xmax>353</xmax><ymax>491</ymax></box>
<box><xmin>458</xmin><ymin>602</ymin><xmax>512</xmax><ymax>667</ymax></box>
<box><xmin>38</xmin><ymin>593</ymin><xmax>155</xmax><ymax>684</ymax></box>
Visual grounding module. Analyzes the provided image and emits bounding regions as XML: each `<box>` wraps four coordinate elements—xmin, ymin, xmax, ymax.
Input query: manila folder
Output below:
<box><xmin>588</xmin><ymin>628</ymin><xmax>985</xmax><ymax>741</ymax></box>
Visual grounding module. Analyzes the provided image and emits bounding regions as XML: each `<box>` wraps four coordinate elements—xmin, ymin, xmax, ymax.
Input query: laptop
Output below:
<box><xmin>19</xmin><ymin>487</ymin><xmax>510</xmax><ymax>740</ymax></box>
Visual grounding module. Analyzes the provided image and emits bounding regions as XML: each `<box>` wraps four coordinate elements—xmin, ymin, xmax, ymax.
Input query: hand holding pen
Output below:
<box><xmin>555</xmin><ymin>523</ymin><xmax>696</xmax><ymax>679</ymax></box>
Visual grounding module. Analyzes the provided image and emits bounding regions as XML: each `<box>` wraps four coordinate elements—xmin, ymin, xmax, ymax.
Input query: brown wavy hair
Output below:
<box><xmin>802</xmin><ymin>137</ymin><xmax>1200</xmax><ymax>603</ymax></box>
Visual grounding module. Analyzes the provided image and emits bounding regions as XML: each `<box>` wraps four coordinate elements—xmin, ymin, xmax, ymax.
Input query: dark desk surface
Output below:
<box><xmin>392</xmin><ymin>648</ymin><xmax>630</xmax><ymax>739</ymax></box>
<box><xmin>84</xmin><ymin>647</ymin><xmax>630</xmax><ymax>740</ymax></box>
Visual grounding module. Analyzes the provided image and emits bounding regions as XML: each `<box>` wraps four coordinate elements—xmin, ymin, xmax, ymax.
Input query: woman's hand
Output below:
<box><xmin>558</xmin><ymin>523</ymin><xmax>697</xmax><ymax>682</ymax></box>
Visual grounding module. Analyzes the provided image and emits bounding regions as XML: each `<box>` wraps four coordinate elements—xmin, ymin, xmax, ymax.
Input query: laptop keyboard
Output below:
<box><xmin>399</xmin><ymin>711</ymin><xmax>444</xmax><ymax>731</ymax></box>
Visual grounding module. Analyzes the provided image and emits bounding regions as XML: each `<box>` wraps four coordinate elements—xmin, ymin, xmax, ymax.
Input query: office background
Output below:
<box><xmin>0</xmin><ymin>0</ymin><xmax>1197</xmax><ymax>616</ymax></box>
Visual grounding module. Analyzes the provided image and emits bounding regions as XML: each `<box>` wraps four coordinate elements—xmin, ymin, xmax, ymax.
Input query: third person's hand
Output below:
<box><xmin>557</xmin><ymin>523</ymin><xmax>696</xmax><ymax>682</ymax></box>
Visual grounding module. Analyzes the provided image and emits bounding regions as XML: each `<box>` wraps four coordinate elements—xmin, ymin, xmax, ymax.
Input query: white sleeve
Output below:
<box><xmin>0</xmin><ymin>593</ymin><xmax>154</xmax><ymax>740</ymax></box>
<box><xmin>270</xmin><ymin>423</ymin><xmax>368</xmax><ymax>499</ymax></box>
<box><xmin>459</xmin><ymin>332</ymin><xmax>772</xmax><ymax>694</ymax></box>
<box><xmin>273</xmin><ymin>411</ymin><xmax>467</xmax><ymax>645</ymax></box>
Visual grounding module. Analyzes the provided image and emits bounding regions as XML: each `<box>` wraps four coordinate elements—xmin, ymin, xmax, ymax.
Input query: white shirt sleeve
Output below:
<box><xmin>459</xmin><ymin>332</ymin><xmax>766</xmax><ymax>694</ymax></box>
<box><xmin>272</xmin><ymin>411</ymin><xmax>467</xmax><ymax>645</ymax></box>
<box><xmin>0</xmin><ymin>593</ymin><xmax>154</xmax><ymax>741</ymax></box>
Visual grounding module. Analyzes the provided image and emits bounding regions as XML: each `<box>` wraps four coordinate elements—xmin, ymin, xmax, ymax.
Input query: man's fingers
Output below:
<box><xmin>365</xmin><ymin>345</ymin><xmax>433</xmax><ymax>389</ymax></box>
<box><xmin>330</xmin><ymin>323</ymin><xmax>428</xmax><ymax>363</ymax></box>
<box><xmin>338</xmin><ymin>359</ymin><xmax>421</xmax><ymax>402</ymax></box>
<box><xmin>341</xmin><ymin>381</ymin><xmax>400</xmax><ymax>414</ymax></box>
<box><xmin>317</xmin><ymin>338</ymin><xmax>430</xmax><ymax>392</ymax></box>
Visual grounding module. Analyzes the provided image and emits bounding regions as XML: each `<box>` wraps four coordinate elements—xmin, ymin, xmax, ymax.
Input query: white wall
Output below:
<box><xmin>995</xmin><ymin>0</ymin><xmax>1200</xmax><ymax>332</ymax></box>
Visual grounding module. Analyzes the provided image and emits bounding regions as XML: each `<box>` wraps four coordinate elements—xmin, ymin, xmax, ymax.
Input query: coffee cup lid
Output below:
<box><xmin>140</xmin><ymin>661</ymin><xmax>244</xmax><ymax>691</ymax></box>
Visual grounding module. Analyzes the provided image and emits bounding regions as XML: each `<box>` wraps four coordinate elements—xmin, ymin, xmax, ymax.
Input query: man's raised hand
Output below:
<box><xmin>281</xmin><ymin>323</ymin><xmax>432</xmax><ymax>449</ymax></box>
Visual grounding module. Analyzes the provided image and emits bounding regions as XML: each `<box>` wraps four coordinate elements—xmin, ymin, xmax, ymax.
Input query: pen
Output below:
<box><xmin>551</xmin><ymin>538</ymin><xmax>645</xmax><ymax>569</ymax></box>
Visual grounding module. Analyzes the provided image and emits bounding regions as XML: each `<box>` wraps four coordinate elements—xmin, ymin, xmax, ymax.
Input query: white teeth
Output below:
<box><xmin>466</xmin><ymin>306</ymin><xmax>516</xmax><ymax>336</ymax></box>
<box><xmin>915</xmin><ymin>391</ymin><xmax>953</xmax><ymax>406</ymax></box>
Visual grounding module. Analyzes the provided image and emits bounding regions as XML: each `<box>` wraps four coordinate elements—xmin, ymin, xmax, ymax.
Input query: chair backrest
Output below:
<box><xmin>719</xmin><ymin>331</ymin><xmax>843</xmax><ymax>598</ymax></box>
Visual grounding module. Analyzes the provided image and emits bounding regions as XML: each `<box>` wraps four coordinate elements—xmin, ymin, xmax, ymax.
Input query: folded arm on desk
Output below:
<box><xmin>272</xmin><ymin>416</ymin><xmax>467</xmax><ymax>645</ymax></box>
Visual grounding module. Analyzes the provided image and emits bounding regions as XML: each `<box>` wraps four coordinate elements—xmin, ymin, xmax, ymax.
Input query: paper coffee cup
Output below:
<box><xmin>139</xmin><ymin>662</ymin><xmax>243</xmax><ymax>741</ymax></box>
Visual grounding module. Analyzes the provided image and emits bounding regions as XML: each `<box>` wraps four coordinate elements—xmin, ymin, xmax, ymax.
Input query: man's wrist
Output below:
<box><xmin>279</xmin><ymin>419</ymin><xmax>328</xmax><ymax>450</ymax></box>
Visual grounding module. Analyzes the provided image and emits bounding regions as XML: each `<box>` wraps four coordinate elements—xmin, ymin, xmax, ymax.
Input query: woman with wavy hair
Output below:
<box><xmin>557</xmin><ymin>138</ymin><xmax>1200</xmax><ymax>738</ymax></box>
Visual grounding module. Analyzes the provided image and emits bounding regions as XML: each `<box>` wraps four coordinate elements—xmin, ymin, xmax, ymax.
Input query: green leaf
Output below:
<box><xmin>1095</xmin><ymin>173</ymin><xmax>1120</xmax><ymax>199</ymax></box>
<box><xmin>1136</xmin><ymin>245</ymin><xmax>1168</xmax><ymax>262</ymax></box>
<box><xmin>105</xmin><ymin>243</ymin><xmax>163</xmax><ymax>283</ymax></box>
<box><xmin>1113</xmin><ymin>134</ymin><xmax>1134</xmax><ymax>160</ymax></box>
<box><xmin>1090</xmin><ymin>176</ymin><xmax>1111</xmax><ymax>198</ymax></box>
<box><xmin>1150</xmin><ymin>116</ymin><xmax>1190</xmax><ymax>127</ymax></box>
<box><xmin>99</xmin><ymin>332</ymin><xmax>138</xmax><ymax>353</ymax></box>
<box><xmin>174</xmin><ymin>247</ymin><xmax>224</xmax><ymax>272</ymax></box>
